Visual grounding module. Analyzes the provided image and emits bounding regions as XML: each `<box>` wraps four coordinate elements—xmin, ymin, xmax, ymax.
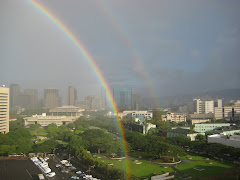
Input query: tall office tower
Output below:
<box><xmin>9</xmin><ymin>84</ymin><xmax>20</xmax><ymax>110</ymax></box>
<box><xmin>44</xmin><ymin>89</ymin><xmax>60</xmax><ymax>109</ymax></box>
<box><xmin>84</xmin><ymin>95</ymin><xmax>101</xmax><ymax>110</ymax></box>
<box><xmin>101</xmin><ymin>87</ymin><xmax>106</xmax><ymax>110</ymax></box>
<box><xmin>24</xmin><ymin>89</ymin><xmax>39</xmax><ymax>109</ymax></box>
<box><xmin>68</xmin><ymin>86</ymin><xmax>77</xmax><ymax>106</ymax></box>
<box><xmin>193</xmin><ymin>98</ymin><xmax>223</xmax><ymax>114</ymax></box>
<box><xmin>132</xmin><ymin>93</ymin><xmax>142</xmax><ymax>110</ymax></box>
<box><xmin>113</xmin><ymin>87</ymin><xmax>132</xmax><ymax>110</ymax></box>
<box><xmin>0</xmin><ymin>86</ymin><xmax>9</xmax><ymax>134</ymax></box>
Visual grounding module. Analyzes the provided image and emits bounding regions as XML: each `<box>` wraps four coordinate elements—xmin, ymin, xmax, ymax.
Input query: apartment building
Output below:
<box><xmin>0</xmin><ymin>86</ymin><xmax>9</xmax><ymax>134</ymax></box>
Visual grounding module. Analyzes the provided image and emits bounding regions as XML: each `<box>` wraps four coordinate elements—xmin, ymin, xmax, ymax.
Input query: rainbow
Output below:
<box><xmin>26</xmin><ymin>0</ymin><xmax>131</xmax><ymax>179</ymax></box>
<box><xmin>97</xmin><ymin>0</ymin><xmax>161</xmax><ymax>108</ymax></box>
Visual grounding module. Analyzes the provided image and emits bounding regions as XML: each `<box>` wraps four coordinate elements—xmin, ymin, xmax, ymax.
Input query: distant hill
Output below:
<box><xmin>143</xmin><ymin>89</ymin><xmax>240</xmax><ymax>108</ymax></box>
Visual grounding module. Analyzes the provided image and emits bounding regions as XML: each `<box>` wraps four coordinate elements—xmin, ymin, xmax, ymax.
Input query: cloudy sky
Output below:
<box><xmin>0</xmin><ymin>0</ymin><xmax>240</xmax><ymax>100</ymax></box>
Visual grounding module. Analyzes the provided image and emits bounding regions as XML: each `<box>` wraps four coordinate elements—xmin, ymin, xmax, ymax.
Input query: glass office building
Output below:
<box><xmin>113</xmin><ymin>88</ymin><xmax>132</xmax><ymax>110</ymax></box>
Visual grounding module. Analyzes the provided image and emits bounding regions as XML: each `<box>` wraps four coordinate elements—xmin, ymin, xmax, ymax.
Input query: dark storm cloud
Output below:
<box><xmin>0</xmin><ymin>0</ymin><xmax>240</xmax><ymax>99</ymax></box>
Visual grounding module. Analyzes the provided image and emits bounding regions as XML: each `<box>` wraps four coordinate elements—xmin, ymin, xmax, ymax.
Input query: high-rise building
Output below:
<box><xmin>24</xmin><ymin>89</ymin><xmax>39</xmax><ymax>109</ymax></box>
<box><xmin>193</xmin><ymin>98</ymin><xmax>223</xmax><ymax>114</ymax></box>
<box><xmin>0</xmin><ymin>86</ymin><xmax>9</xmax><ymax>134</ymax></box>
<box><xmin>44</xmin><ymin>89</ymin><xmax>60</xmax><ymax>109</ymax></box>
<box><xmin>68</xmin><ymin>86</ymin><xmax>77</xmax><ymax>106</ymax></box>
<box><xmin>10</xmin><ymin>84</ymin><xmax>20</xmax><ymax>110</ymax></box>
<box><xmin>101</xmin><ymin>87</ymin><xmax>106</xmax><ymax>110</ymax></box>
<box><xmin>113</xmin><ymin>87</ymin><xmax>132</xmax><ymax>110</ymax></box>
<box><xmin>132</xmin><ymin>93</ymin><xmax>142</xmax><ymax>110</ymax></box>
<box><xmin>84</xmin><ymin>95</ymin><xmax>101</xmax><ymax>110</ymax></box>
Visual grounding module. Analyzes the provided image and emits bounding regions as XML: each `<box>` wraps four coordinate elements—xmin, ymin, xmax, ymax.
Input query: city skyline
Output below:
<box><xmin>1</xmin><ymin>0</ymin><xmax>240</xmax><ymax>99</ymax></box>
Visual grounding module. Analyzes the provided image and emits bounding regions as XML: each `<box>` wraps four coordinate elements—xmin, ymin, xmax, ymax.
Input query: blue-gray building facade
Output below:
<box><xmin>113</xmin><ymin>88</ymin><xmax>132</xmax><ymax>110</ymax></box>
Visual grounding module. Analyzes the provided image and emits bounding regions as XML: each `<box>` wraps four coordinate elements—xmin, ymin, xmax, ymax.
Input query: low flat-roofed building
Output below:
<box><xmin>167</xmin><ymin>128</ymin><xmax>205</xmax><ymax>141</ymax></box>
<box><xmin>118</xmin><ymin>110</ymin><xmax>152</xmax><ymax>122</ymax></box>
<box><xmin>208</xmin><ymin>134</ymin><xmax>240</xmax><ymax>148</ymax></box>
<box><xmin>162</xmin><ymin>112</ymin><xmax>186</xmax><ymax>123</ymax></box>
<box><xmin>213</xmin><ymin>125</ymin><xmax>240</xmax><ymax>135</ymax></box>
<box><xmin>24</xmin><ymin>113</ymin><xmax>77</xmax><ymax>127</ymax></box>
<box><xmin>194</xmin><ymin>123</ymin><xmax>231</xmax><ymax>133</ymax></box>
<box><xmin>49</xmin><ymin>105</ymin><xmax>85</xmax><ymax>117</ymax></box>
<box><xmin>190</xmin><ymin>113</ymin><xmax>213</xmax><ymax>125</ymax></box>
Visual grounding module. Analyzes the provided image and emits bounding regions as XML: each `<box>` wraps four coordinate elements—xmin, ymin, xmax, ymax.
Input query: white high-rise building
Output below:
<box><xmin>193</xmin><ymin>98</ymin><xmax>222</xmax><ymax>114</ymax></box>
<box><xmin>0</xmin><ymin>86</ymin><xmax>9</xmax><ymax>134</ymax></box>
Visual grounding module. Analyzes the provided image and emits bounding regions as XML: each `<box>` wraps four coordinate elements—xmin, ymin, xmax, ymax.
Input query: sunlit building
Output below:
<box><xmin>0</xmin><ymin>86</ymin><xmax>9</xmax><ymax>134</ymax></box>
<box><xmin>193</xmin><ymin>98</ymin><xmax>222</xmax><ymax>114</ymax></box>
<box><xmin>162</xmin><ymin>112</ymin><xmax>186</xmax><ymax>123</ymax></box>
<box><xmin>24</xmin><ymin>113</ymin><xmax>77</xmax><ymax>127</ymax></box>
<box><xmin>49</xmin><ymin>105</ymin><xmax>85</xmax><ymax>117</ymax></box>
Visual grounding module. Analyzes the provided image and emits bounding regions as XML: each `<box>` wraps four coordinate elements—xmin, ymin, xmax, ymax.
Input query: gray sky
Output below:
<box><xmin>0</xmin><ymin>0</ymin><xmax>240</xmax><ymax>100</ymax></box>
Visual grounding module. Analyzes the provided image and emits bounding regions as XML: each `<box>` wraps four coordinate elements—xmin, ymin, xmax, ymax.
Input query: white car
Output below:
<box><xmin>55</xmin><ymin>164</ymin><xmax>61</xmax><ymax>168</ymax></box>
<box><xmin>76</xmin><ymin>171</ymin><xmax>82</xmax><ymax>175</ymax></box>
<box><xmin>46</xmin><ymin>172</ymin><xmax>56</xmax><ymax>177</ymax></box>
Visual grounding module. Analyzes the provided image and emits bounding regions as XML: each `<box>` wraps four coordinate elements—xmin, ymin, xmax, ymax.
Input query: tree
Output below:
<box><xmin>47</xmin><ymin>123</ymin><xmax>58</xmax><ymax>138</ymax></box>
<box><xmin>195</xmin><ymin>134</ymin><xmax>206</xmax><ymax>141</ymax></box>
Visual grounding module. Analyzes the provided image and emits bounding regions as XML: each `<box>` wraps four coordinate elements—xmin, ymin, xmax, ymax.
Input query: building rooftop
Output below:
<box><xmin>169</xmin><ymin>128</ymin><xmax>198</xmax><ymax>134</ymax></box>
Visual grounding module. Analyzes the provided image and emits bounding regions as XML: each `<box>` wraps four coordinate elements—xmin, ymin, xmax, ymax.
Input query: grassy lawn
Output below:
<box><xmin>30</xmin><ymin>127</ymin><xmax>48</xmax><ymax>137</ymax></box>
<box><xmin>94</xmin><ymin>155</ymin><xmax>173</xmax><ymax>179</ymax></box>
<box><xmin>180</xmin><ymin>153</ymin><xmax>209</xmax><ymax>161</ymax></box>
<box><xmin>175</xmin><ymin>153</ymin><xmax>236</xmax><ymax>180</ymax></box>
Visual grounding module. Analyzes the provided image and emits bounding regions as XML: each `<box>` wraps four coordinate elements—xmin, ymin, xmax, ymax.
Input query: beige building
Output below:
<box><xmin>214</xmin><ymin>104</ymin><xmax>240</xmax><ymax>121</ymax></box>
<box><xmin>193</xmin><ymin>98</ymin><xmax>222</xmax><ymax>114</ymax></box>
<box><xmin>24</xmin><ymin>113</ymin><xmax>77</xmax><ymax>127</ymax></box>
<box><xmin>118</xmin><ymin>110</ymin><xmax>153</xmax><ymax>122</ymax></box>
<box><xmin>190</xmin><ymin>113</ymin><xmax>213</xmax><ymax>125</ymax></box>
<box><xmin>44</xmin><ymin>89</ymin><xmax>60</xmax><ymax>109</ymax></box>
<box><xmin>162</xmin><ymin>112</ymin><xmax>186</xmax><ymax>123</ymax></box>
<box><xmin>0</xmin><ymin>86</ymin><xmax>9</xmax><ymax>134</ymax></box>
<box><xmin>49</xmin><ymin>105</ymin><xmax>85</xmax><ymax>117</ymax></box>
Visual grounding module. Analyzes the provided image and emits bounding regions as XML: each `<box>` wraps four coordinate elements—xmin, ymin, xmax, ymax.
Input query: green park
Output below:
<box><xmin>0</xmin><ymin>110</ymin><xmax>239</xmax><ymax>179</ymax></box>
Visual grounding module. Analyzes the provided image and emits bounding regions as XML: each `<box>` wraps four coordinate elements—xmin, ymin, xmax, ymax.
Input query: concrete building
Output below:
<box><xmin>193</xmin><ymin>98</ymin><xmax>222</xmax><ymax>114</ymax></box>
<box><xmin>118</xmin><ymin>110</ymin><xmax>153</xmax><ymax>122</ymax></box>
<box><xmin>84</xmin><ymin>95</ymin><xmax>101</xmax><ymax>111</ymax></box>
<box><xmin>75</xmin><ymin>100</ymin><xmax>88</xmax><ymax>109</ymax></box>
<box><xmin>214</xmin><ymin>104</ymin><xmax>240</xmax><ymax>121</ymax></box>
<box><xmin>24</xmin><ymin>89</ymin><xmax>39</xmax><ymax>109</ymax></box>
<box><xmin>101</xmin><ymin>87</ymin><xmax>106</xmax><ymax>110</ymax></box>
<box><xmin>190</xmin><ymin>113</ymin><xmax>213</xmax><ymax>125</ymax></box>
<box><xmin>194</xmin><ymin>123</ymin><xmax>231</xmax><ymax>133</ymax></box>
<box><xmin>167</xmin><ymin>128</ymin><xmax>204</xmax><ymax>141</ymax></box>
<box><xmin>9</xmin><ymin>84</ymin><xmax>20</xmax><ymax>110</ymax></box>
<box><xmin>208</xmin><ymin>134</ymin><xmax>240</xmax><ymax>148</ymax></box>
<box><xmin>49</xmin><ymin>105</ymin><xmax>85</xmax><ymax>117</ymax></box>
<box><xmin>113</xmin><ymin>87</ymin><xmax>132</xmax><ymax>110</ymax></box>
<box><xmin>143</xmin><ymin>123</ymin><xmax>156</xmax><ymax>134</ymax></box>
<box><xmin>132</xmin><ymin>93</ymin><xmax>142</xmax><ymax>110</ymax></box>
<box><xmin>0</xmin><ymin>86</ymin><xmax>9</xmax><ymax>134</ymax></box>
<box><xmin>44</xmin><ymin>89</ymin><xmax>60</xmax><ymax>109</ymax></box>
<box><xmin>24</xmin><ymin>113</ymin><xmax>77</xmax><ymax>127</ymax></box>
<box><xmin>68</xmin><ymin>86</ymin><xmax>77</xmax><ymax>106</ymax></box>
<box><xmin>162</xmin><ymin>112</ymin><xmax>186</xmax><ymax>123</ymax></box>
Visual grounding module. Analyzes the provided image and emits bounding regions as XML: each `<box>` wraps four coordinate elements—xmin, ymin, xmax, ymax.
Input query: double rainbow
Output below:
<box><xmin>27</xmin><ymin>0</ymin><xmax>130</xmax><ymax>179</ymax></box>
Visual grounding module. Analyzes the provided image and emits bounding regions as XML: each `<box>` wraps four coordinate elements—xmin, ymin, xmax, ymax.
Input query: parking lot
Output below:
<box><xmin>0</xmin><ymin>157</ymin><xmax>101</xmax><ymax>180</ymax></box>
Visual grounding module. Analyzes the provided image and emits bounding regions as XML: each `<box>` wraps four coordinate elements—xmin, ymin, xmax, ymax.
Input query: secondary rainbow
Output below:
<box><xmin>26</xmin><ymin>0</ymin><xmax>131</xmax><ymax>178</ymax></box>
<box><xmin>97</xmin><ymin>0</ymin><xmax>161</xmax><ymax>108</ymax></box>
